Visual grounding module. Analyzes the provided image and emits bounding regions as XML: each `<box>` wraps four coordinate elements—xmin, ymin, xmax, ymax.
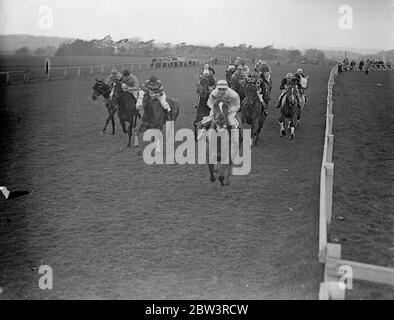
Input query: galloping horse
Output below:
<box><xmin>111</xmin><ymin>80</ymin><xmax>139</xmax><ymax>147</ymax></box>
<box><xmin>230</xmin><ymin>77</ymin><xmax>245</xmax><ymax>102</ymax></box>
<box><xmin>278</xmin><ymin>84</ymin><xmax>299</xmax><ymax>140</ymax></box>
<box><xmin>133</xmin><ymin>91</ymin><xmax>180</xmax><ymax>150</ymax></box>
<box><xmin>194</xmin><ymin>77</ymin><xmax>211</xmax><ymax>140</ymax></box>
<box><xmin>241</xmin><ymin>82</ymin><xmax>266</xmax><ymax>146</ymax></box>
<box><xmin>207</xmin><ymin>98</ymin><xmax>242</xmax><ymax>186</ymax></box>
<box><xmin>91</xmin><ymin>79</ymin><xmax>117</xmax><ymax>134</ymax></box>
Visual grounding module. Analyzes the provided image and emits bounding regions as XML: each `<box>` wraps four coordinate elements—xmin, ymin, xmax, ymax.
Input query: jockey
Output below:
<box><xmin>231</xmin><ymin>65</ymin><xmax>247</xmax><ymax>82</ymax></box>
<box><xmin>200</xmin><ymin>63</ymin><xmax>216</xmax><ymax>76</ymax></box>
<box><xmin>294</xmin><ymin>68</ymin><xmax>306</xmax><ymax>89</ymax></box>
<box><xmin>136</xmin><ymin>75</ymin><xmax>171</xmax><ymax>114</ymax></box>
<box><xmin>105</xmin><ymin>67</ymin><xmax>123</xmax><ymax>86</ymax></box>
<box><xmin>194</xmin><ymin>69</ymin><xmax>216</xmax><ymax>108</ymax></box>
<box><xmin>240</xmin><ymin>61</ymin><xmax>250</xmax><ymax>74</ymax></box>
<box><xmin>275</xmin><ymin>72</ymin><xmax>300</xmax><ymax>108</ymax></box>
<box><xmin>246</xmin><ymin>71</ymin><xmax>268</xmax><ymax>115</ymax></box>
<box><xmin>207</xmin><ymin>79</ymin><xmax>240</xmax><ymax>130</ymax></box>
<box><xmin>120</xmin><ymin>69</ymin><xmax>139</xmax><ymax>101</ymax></box>
<box><xmin>294</xmin><ymin>68</ymin><xmax>308</xmax><ymax>102</ymax></box>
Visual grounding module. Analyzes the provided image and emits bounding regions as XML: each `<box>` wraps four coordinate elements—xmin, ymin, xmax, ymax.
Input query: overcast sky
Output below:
<box><xmin>0</xmin><ymin>0</ymin><xmax>393</xmax><ymax>50</ymax></box>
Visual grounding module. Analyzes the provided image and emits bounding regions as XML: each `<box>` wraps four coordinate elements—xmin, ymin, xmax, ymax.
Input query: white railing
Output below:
<box><xmin>318</xmin><ymin>65</ymin><xmax>394</xmax><ymax>300</ymax></box>
<box><xmin>0</xmin><ymin>60</ymin><xmax>201</xmax><ymax>85</ymax></box>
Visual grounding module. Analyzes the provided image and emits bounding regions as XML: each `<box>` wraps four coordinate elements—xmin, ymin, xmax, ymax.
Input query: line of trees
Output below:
<box><xmin>13</xmin><ymin>35</ymin><xmax>334</xmax><ymax>65</ymax></box>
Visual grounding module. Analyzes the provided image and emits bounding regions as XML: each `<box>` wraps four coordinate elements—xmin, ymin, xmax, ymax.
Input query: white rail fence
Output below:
<box><xmin>0</xmin><ymin>60</ymin><xmax>200</xmax><ymax>85</ymax></box>
<box><xmin>318</xmin><ymin>64</ymin><xmax>394</xmax><ymax>300</ymax></box>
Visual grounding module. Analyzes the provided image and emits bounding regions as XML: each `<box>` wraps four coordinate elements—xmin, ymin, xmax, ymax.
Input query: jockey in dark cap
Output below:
<box><xmin>136</xmin><ymin>75</ymin><xmax>171</xmax><ymax>114</ymax></box>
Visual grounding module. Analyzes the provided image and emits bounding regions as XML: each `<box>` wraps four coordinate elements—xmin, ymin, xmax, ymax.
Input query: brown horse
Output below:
<box><xmin>133</xmin><ymin>91</ymin><xmax>180</xmax><ymax>150</ymax></box>
<box><xmin>111</xmin><ymin>80</ymin><xmax>139</xmax><ymax>147</ymax></box>
<box><xmin>230</xmin><ymin>76</ymin><xmax>245</xmax><ymax>102</ymax></box>
<box><xmin>91</xmin><ymin>79</ymin><xmax>117</xmax><ymax>134</ymax></box>
<box><xmin>241</xmin><ymin>82</ymin><xmax>266</xmax><ymax>146</ymax></box>
<box><xmin>278</xmin><ymin>84</ymin><xmax>299</xmax><ymax>140</ymax></box>
<box><xmin>207</xmin><ymin>98</ymin><xmax>242</xmax><ymax>186</ymax></box>
<box><xmin>194</xmin><ymin>77</ymin><xmax>211</xmax><ymax>141</ymax></box>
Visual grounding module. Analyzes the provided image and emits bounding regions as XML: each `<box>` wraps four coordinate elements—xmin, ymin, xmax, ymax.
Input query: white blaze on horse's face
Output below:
<box><xmin>218</xmin><ymin>101</ymin><xmax>224</xmax><ymax>113</ymax></box>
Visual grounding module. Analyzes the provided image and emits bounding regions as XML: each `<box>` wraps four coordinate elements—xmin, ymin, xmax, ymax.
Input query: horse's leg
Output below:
<box><xmin>289</xmin><ymin>114</ymin><xmax>296</xmax><ymax>140</ymax></box>
<box><xmin>127</xmin><ymin>121</ymin><xmax>133</xmax><ymax>148</ymax></box>
<box><xmin>278</xmin><ymin>114</ymin><xmax>286</xmax><ymax>137</ymax></box>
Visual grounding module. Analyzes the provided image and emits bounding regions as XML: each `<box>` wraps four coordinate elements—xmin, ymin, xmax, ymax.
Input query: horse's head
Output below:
<box><xmin>212</xmin><ymin>98</ymin><xmax>230</xmax><ymax>131</ymax></box>
<box><xmin>244</xmin><ymin>81</ymin><xmax>258</xmax><ymax>101</ymax></box>
<box><xmin>91</xmin><ymin>79</ymin><xmax>110</xmax><ymax>100</ymax></box>
<box><xmin>286</xmin><ymin>85</ymin><xmax>298</xmax><ymax>106</ymax></box>
<box><xmin>197</xmin><ymin>77</ymin><xmax>210</xmax><ymax>98</ymax></box>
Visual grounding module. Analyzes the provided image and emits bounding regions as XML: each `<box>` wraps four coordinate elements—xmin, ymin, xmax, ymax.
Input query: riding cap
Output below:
<box><xmin>296</xmin><ymin>68</ymin><xmax>303</xmax><ymax>73</ymax></box>
<box><xmin>202</xmin><ymin>69</ymin><xmax>210</xmax><ymax>76</ymax></box>
<box><xmin>123</xmin><ymin>69</ymin><xmax>130</xmax><ymax>76</ymax></box>
<box><xmin>204</xmin><ymin>64</ymin><xmax>209</xmax><ymax>69</ymax></box>
<box><xmin>286</xmin><ymin>72</ymin><xmax>294</xmax><ymax>79</ymax></box>
<box><xmin>216</xmin><ymin>80</ymin><xmax>229</xmax><ymax>89</ymax></box>
<box><xmin>149</xmin><ymin>75</ymin><xmax>158</xmax><ymax>83</ymax></box>
<box><xmin>111</xmin><ymin>67</ymin><xmax>118</xmax><ymax>75</ymax></box>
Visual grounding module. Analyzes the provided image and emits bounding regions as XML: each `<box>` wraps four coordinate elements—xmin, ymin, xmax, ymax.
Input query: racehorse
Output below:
<box><xmin>207</xmin><ymin>98</ymin><xmax>242</xmax><ymax>186</ymax></box>
<box><xmin>111</xmin><ymin>80</ymin><xmax>139</xmax><ymax>147</ymax></box>
<box><xmin>194</xmin><ymin>77</ymin><xmax>211</xmax><ymax>141</ymax></box>
<box><xmin>225</xmin><ymin>67</ymin><xmax>235</xmax><ymax>84</ymax></box>
<box><xmin>91</xmin><ymin>79</ymin><xmax>117</xmax><ymax>134</ymax></box>
<box><xmin>133</xmin><ymin>91</ymin><xmax>180</xmax><ymax>150</ymax></box>
<box><xmin>241</xmin><ymin>82</ymin><xmax>266</xmax><ymax>146</ymax></box>
<box><xmin>230</xmin><ymin>77</ymin><xmax>245</xmax><ymax>102</ymax></box>
<box><xmin>278</xmin><ymin>84</ymin><xmax>299</xmax><ymax>140</ymax></box>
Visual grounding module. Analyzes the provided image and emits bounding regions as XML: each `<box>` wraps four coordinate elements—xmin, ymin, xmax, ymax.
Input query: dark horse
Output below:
<box><xmin>278</xmin><ymin>84</ymin><xmax>299</xmax><ymax>140</ymax></box>
<box><xmin>194</xmin><ymin>77</ymin><xmax>211</xmax><ymax>141</ymax></box>
<box><xmin>241</xmin><ymin>82</ymin><xmax>267</xmax><ymax>146</ymax></box>
<box><xmin>133</xmin><ymin>91</ymin><xmax>180</xmax><ymax>150</ymax></box>
<box><xmin>230</xmin><ymin>76</ymin><xmax>245</xmax><ymax>103</ymax></box>
<box><xmin>207</xmin><ymin>98</ymin><xmax>242</xmax><ymax>186</ymax></box>
<box><xmin>91</xmin><ymin>79</ymin><xmax>117</xmax><ymax>134</ymax></box>
<box><xmin>112</xmin><ymin>80</ymin><xmax>139</xmax><ymax>147</ymax></box>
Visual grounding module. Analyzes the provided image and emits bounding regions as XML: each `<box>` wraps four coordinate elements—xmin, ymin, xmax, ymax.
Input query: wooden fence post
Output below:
<box><xmin>101</xmin><ymin>65</ymin><xmax>104</xmax><ymax>74</ymax></box>
<box><xmin>90</xmin><ymin>65</ymin><xmax>93</xmax><ymax>75</ymax></box>
<box><xmin>64</xmin><ymin>67</ymin><xmax>67</xmax><ymax>78</ymax></box>
<box><xmin>324</xmin><ymin>243</ymin><xmax>345</xmax><ymax>300</ymax></box>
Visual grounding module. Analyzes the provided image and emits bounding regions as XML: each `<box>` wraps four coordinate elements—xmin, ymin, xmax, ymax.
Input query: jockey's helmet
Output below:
<box><xmin>296</xmin><ymin>68</ymin><xmax>303</xmax><ymax>73</ymax></box>
<box><xmin>123</xmin><ymin>70</ymin><xmax>130</xmax><ymax>76</ymax></box>
<box><xmin>286</xmin><ymin>73</ymin><xmax>294</xmax><ymax>79</ymax></box>
<box><xmin>111</xmin><ymin>68</ymin><xmax>118</xmax><ymax>75</ymax></box>
<box><xmin>204</xmin><ymin>64</ymin><xmax>209</xmax><ymax>69</ymax></box>
<box><xmin>216</xmin><ymin>79</ymin><xmax>228</xmax><ymax>90</ymax></box>
<box><xmin>202</xmin><ymin>69</ymin><xmax>210</xmax><ymax>76</ymax></box>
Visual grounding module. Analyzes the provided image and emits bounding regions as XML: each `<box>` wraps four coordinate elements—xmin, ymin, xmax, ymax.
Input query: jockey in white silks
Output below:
<box><xmin>197</xmin><ymin>80</ymin><xmax>240</xmax><ymax>141</ymax></box>
<box><xmin>120</xmin><ymin>69</ymin><xmax>139</xmax><ymax>100</ymax></box>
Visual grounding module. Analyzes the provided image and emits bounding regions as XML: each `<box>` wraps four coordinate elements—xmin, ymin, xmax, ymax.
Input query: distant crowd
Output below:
<box><xmin>339</xmin><ymin>58</ymin><xmax>391</xmax><ymax>74</ymax></box>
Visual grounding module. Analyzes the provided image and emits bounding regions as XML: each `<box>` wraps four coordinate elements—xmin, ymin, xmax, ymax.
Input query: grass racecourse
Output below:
<box><xmin>0</xmin><ymin>57</ymin><xmax>392</xmax><ymax>299</ymax></box>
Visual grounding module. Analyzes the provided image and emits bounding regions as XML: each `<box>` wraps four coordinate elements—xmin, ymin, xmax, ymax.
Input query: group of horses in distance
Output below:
<box><xmin>91</xmin><ymin>66</ymin><xmax>308</xmax><ymax>185</ymax></box>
